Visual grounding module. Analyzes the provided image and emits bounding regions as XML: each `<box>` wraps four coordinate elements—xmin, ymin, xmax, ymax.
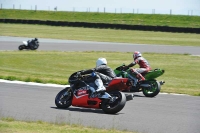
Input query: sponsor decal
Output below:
<box><xmin>77</xmin><ymin>90</ymin><xmax>87</xmax><ymax>96</ymax></box>
<box><xmin>74</xmin><ymin>86</ymin><xmax>89</xmax><ymax>96</ymax></box>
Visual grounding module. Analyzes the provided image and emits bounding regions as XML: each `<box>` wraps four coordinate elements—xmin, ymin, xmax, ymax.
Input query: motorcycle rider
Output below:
<box><xmin>28</xmin><ymin>38</ymin><xmax>38</xmax><ymax>48</ymax></box>
<box><xmin>125</xmin><ymin>51</ymin><xmax>151</xmax><ymax>85</ymax></box>
<box><xmin>78</xmin><ymin>57</ymin><xmax>116</xmax><ymax>97</ymax></box>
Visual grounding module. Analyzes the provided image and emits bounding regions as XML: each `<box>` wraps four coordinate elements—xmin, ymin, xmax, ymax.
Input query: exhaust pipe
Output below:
<box><xmin>140</xmin><ymin>84</ymin><xmax>150</xmax><ymax>88</ymax></box>
<box><xmin>125</xmin><ymin>93</ymin><xmax>134</xmax><ymax>101</ymax></box>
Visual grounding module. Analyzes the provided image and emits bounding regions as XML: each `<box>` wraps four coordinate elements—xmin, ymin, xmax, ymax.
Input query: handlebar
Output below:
<box><xmin>116</xmin><ymin>65</ymin><xmax>129</xmax><ymax>71</ymax></box>
<box><xmin>68</xmin><ymin>71</ymin><xmax>92</xmax><ymax>84</ymax></box>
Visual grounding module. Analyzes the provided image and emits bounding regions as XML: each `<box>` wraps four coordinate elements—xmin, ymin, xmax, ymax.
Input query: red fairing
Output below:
<box><xmin>106</xmin><ymin>78</ymin><xmax>129</xmax><ymax>92</ymax></box>
<box><xmin>72</xmin><ymin>93</ymin><xmax>101</xmax><ymax>109</ymax></box>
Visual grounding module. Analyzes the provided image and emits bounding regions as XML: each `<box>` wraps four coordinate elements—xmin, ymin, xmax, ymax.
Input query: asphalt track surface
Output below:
<box><xmin>0</xmin><ymin>36</ymin><xmax>200</xmax><ymax>133</ymax></box>
<box><xmin>0</xmin><ymin>36</ymin><xmax>200</xmax><ymax>55</ymax></box>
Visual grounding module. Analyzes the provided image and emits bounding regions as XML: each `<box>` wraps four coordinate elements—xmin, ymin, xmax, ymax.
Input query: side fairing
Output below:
<box><xmin>145</xmin><ymin>69</ymin><xmax>165</xmax><ymax>80</ymax></box>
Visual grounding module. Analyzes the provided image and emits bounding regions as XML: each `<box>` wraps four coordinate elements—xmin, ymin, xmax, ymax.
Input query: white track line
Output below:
<box><xmin>0</xmin><ymin>79</ymin><xmax>68</xmax><ymax>88</ymax></box>
<box><xmin>0</xmin><ymin>79</ymin><xmax>189</xmax><ymax>96</ymax></box>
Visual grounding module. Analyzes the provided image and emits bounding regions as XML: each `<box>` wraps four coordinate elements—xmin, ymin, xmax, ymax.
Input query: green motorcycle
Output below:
<box><xmin>114</xmin><ymin>64</ymin><xmax>165</xmax><ymax>97</ymax></box>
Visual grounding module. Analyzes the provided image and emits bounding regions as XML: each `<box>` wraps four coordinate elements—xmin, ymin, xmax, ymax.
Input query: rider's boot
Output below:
<box><xmin>95</xmin><ymin>78</ymin><xmax>106</xmax><ymax>92</ymax></box>
<box><xmin>136</xmin><ymin>73</ymin><xmax>145</xmax><ymax>81</ymax></box>
<box><xmin>94</xmin><ymin>78</ymin><xmax>114</xmax><ymax>102</ymax></box>
<box><xmin>89</xmin><ymin>78</ymin><xmax>106</xmax><ymax>98</ymax></box>
<box><xmin>131</xmin><ymin>68</ymin><xmax>145</xmax><ymax>82</ymax></box>
<box><xmin>91</xmin><ymin>79</ymin><xmax>114</xmax><ymax>103</ymax></box>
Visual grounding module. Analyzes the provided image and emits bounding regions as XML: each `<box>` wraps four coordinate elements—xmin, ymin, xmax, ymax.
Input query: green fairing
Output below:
<box><xmin>114</xmin><ymin>65</ymin><xmax>165</xmax><ymax>80</ymax></box>
<box><xmin>114</xmin><ymin>69</ymin><xmax>123</xmax><ymax>76</ymax></box>
<box><xmin>144</xmin><ymin>69</ymin><xmax>165</xmax><ymax>80</ymax></box>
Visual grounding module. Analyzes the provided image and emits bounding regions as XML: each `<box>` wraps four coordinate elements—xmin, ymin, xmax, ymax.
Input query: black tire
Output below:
<box><xmin>55</xmin><ymin>87</ymin><xmax>73</xmax><ymax>108</ymax></box>
<box><xmin>18</xmin><ymin>45</ymin><xmax>24</xmax><ymax>50</ymax></box>
<box><xmin>101</xmin><ymin>91</ymin><xmax>126</xmax><ymax>114</ymax></box>
<box><xmin>142</xmin><ymin>80</ymin><xmax>161</xmax><ymax>97</ymax></box>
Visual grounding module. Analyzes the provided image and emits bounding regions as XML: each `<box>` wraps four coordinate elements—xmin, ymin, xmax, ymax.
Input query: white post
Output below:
<box><xmin>152</xmin><ymin>9</ymin><xmax>155</xmax><ymax>14</ymax></box>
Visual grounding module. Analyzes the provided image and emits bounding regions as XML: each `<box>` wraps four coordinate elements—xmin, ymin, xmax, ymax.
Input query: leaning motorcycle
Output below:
<box><xmin>114</xmin><ymin>64</ymin><xmax>165</xmax><ymax>97</ymax></box>
<box><xmin>18</xmin><ymin>39</ymin><xmax>39</xmax><ymax>50</ymax></box>
<box><xmin>55</xmin><ymin>71</ymin><xmax>133</xmax><ymax>114</ymax></box>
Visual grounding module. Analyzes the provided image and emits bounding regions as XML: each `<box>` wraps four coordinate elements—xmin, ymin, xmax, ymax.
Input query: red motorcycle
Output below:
<box><xmin>55</xmin><ymin>71</ymin><xmax>133</xmax><ymax>114</ymax></box>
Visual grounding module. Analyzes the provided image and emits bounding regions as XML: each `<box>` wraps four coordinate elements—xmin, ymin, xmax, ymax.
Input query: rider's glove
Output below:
<box><xmin>123</xmin><ymin>65</ymin><xmax>129</xmax><ymax>70</ymax></box>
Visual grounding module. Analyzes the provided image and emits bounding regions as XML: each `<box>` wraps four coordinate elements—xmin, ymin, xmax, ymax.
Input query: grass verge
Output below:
<box><xmin>0</xmin><ymin>51</ymin><xmax>200</xmax><ymax>96</ymax></box>
<box><xmin>0</xmin><ymin>117</ymin><xmax>135</xmax><ymax>133</ymax></box>
<box><xmin>1</xmin><ymin>23</ymin><xmax>200</xmax><ymax>46</ymax></box>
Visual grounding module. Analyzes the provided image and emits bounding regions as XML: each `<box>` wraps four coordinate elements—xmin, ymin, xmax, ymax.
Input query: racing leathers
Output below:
<box><xmin>126</xmin><ymin>56</ymin><xmax>151</xmax><ymax>84</ymax></box>
<box><xmin>28</xmin><ymin>38</ymin><xmax>38</xmax><ymax>49</ymax></box>
<box><xmin>80</xmin><ymin>64</ymin><xmax>116</xmax><ymax>84</ymax></box>
<box><xmin>79</xmin><ymin>64</ymin><xmax>116</xmax><ymax>97</ymax></box>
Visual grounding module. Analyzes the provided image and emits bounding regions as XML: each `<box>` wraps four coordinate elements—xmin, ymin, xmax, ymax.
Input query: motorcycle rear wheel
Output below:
<box><xmin>142</xmin><ymin>80</ymin><xmax>161</xmax><ymax>97</ymax></box>
<box><xmin>101</xmin><ymin>91</ymin><xmax>126</xmax><ymax>114</ymax></box>
<box><xmin>18</xmin><ymin>45</ymin><xmax>24</xmax><ymax>50</ymax></box>
<box><xmin>55</xmin><ymin>87</ymin><xmax>73</xmax><ymax>108</ymax></box>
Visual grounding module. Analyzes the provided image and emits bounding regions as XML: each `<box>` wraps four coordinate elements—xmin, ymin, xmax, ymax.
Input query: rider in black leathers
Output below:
<box><xmin>79</xmin><ymin>58</ymin><xmax>116</xmax><ymax>92</ymax></box>
<box><xmin>28</xmin><ymin>38</ymin><xmax>38</xmax><ymax>49</ymax></box>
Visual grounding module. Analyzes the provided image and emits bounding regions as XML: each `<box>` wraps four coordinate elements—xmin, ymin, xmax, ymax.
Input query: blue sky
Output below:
<box><xmin>1</xmin><ymin>0</ymin><xmax>200</xmax><ymax>15</ymax></box>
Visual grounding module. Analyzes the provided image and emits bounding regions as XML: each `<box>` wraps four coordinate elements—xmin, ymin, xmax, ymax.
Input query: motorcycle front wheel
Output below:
<box><xmin>142</xmin><ymin>80</ymin><xmax>161</xmax><ymax>97</ymax></box>
<box><xmin>55</xmin><ymin>87</ymin><xmax>73</xmax><ymax>108</ymax></box>
<box><xmin>101</xmin><ymin>91</ymin><xmax>126</xmax><ymax>114</ymax></box>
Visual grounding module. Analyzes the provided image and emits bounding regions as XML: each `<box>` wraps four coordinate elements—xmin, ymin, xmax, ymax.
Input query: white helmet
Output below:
<box><xmin>133</xmin><ymin>51</ymin><xmax>142</xmax><ymax>59</ymax></box>
<box><xmin>96</xmin><ymin>58</ymin><xmax>107</xmax><ymax>67</ymax></box>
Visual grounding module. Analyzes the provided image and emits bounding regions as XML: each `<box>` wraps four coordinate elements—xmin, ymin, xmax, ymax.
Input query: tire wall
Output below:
<box><xmin>0</xmin><ymin>18</ymin><xmax>199</xmax><ymax>34</ymax></box>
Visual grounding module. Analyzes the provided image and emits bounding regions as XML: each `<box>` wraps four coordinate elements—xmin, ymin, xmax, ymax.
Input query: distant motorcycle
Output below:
<box><xmin>18</xmin><ymin>38</ymin><xmax>39</xmax><ymax>50</ymax></box>
<box><xmin>55</xmin><ymin>70</ymin><xmax>133</xmax><ymax>114</ymax></box>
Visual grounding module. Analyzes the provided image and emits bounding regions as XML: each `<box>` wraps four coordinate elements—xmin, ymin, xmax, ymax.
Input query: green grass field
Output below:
<box><xmin>1</xmin><ymin>23</ymin><xmax>200</xmax><ymax>46</ymax></box>
<box><xmin>1</xmin><ymin>9</ymin><xmax>200</xmax><ymax>28</ymax></box>
<box><xmin>0</xmin><ymin>51</ymin><xmax>199</xmax><ymax>96</ymax></box>
<box><xmin>0</xmin><ymin>118</ymin><xmax>135</xmax><ymax>133</ymax></box>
